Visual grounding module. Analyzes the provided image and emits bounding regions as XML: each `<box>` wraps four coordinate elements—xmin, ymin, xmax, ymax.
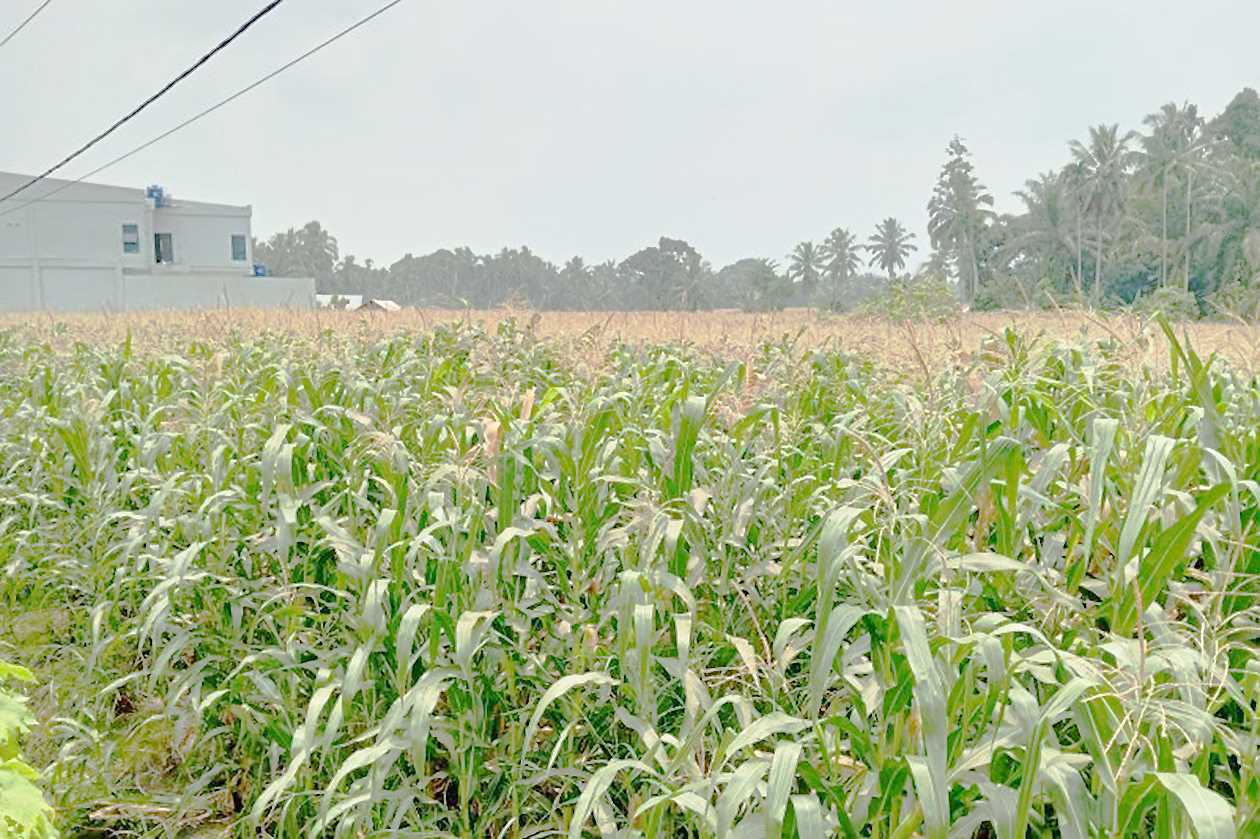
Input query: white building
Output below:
<box><xmin>0</xmin><ymin>172</ymin><xmax>315</xmax><ymax>312</ymax></box>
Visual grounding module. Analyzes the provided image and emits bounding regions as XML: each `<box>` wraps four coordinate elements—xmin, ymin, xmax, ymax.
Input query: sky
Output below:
<box><xmin>2</xmin><ymin>1</ymin><xmax>1258</xmax><ymax>269</ymax></box>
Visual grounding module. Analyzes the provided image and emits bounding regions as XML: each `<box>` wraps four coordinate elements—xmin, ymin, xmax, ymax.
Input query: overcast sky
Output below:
<box><xmin>3</xmin><ymin>1</ymin><xmax>1258</xmax><ymax>268</ymax></box>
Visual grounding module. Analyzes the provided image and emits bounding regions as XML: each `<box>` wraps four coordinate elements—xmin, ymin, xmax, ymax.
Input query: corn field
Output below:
<box><xmin>1</xmin><ymin>317</ymin><xmax>1258</xmax><ymax>837</ymax></box>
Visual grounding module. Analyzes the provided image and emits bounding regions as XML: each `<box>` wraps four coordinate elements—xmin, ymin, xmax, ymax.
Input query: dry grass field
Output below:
<box><xmin>4</xmin><ymin>307</ymin><xmax>1260</xmax><ymax>374</ymax></box>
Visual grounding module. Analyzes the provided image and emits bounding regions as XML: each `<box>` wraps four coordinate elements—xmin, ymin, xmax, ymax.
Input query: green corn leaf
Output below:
<box><xmin>1083</xmin><ymin>416</ymin><xmax>1119</xmax><ymax>568</ymax></box>
<box><xmin>406</xmin><ymin>667</ymin><xmax>456</xmax><ymax>775</ymax></box>
<box><xmin>894</xmin><ymin>605</ymin><xmax>948</xmax><ymax>839</ymax></box>
<box><xmin>764</xmin><ymin>740</ymin><xmax>802</xmax><ymax>830</ymax></box>
<box><xmin>1110</xmin><ymin>484</ymin><xmax>1230</xmax><ymax>635</ymax></box>
<box><xmin>1043</xmin><ymin>757</ymin><xmax>1093</xmax><ymax>839</ymax></box>
<box><xmin>897</xmin><ymin>437</ymin><xmax>1022</xmax><ymax>602</ymax></box>
<box><xmin>790</xmin><ymin>792</ymin><xmax>828</xmax><ymax>839</ymax></box>
<box><xmin>715</xmin><ymin>756</ymin><xmax>769</xmax><ymax>837</ymax></box>
<box><xmin>807</xmin><ymin>604</ymin><xmax>867</xmax><ymax>718</ymax></box>
<box><xmin>724</xmin><ymin>712</ymin><xmax>811</xmax><ymax>761</ymax></box>
<box><xmin>523</xmin><ymin>672</ymin><xmax>617</xmax><ymax>752</ymax></box>
<box><xmin>671</xmin><ymin>395</ymin><xmax>707</xmax><ymax>498</ymax></box>
<box><xmin>394</xmin><ymin>602</ymin><xmax>430</xmax><ymax>686</ymax></box>
<box><xmin>568</xmin><ymin>759</ymin><xmax>653</xmax><ymax>839</ymax></box>
<box><xmin>1115</xmin><ymin>434</ymin><xmax>1175</xmax><ymax>574</ymax></box>
<box><xmin>1152</xmin><ymin>773</ymin><xmax>1236</xmax><ymax>839</ymax></box>
<box><xmin>807</xmin><ymin>506</ymin><xmax>865</xmax><ymax>716</ymax></box>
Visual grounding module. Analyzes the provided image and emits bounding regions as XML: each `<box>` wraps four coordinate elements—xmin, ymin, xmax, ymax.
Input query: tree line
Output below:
<box><xmin>254</xmin><ymin>87</ymin><xmax>1260</xmax><ymax>313</ymax></box>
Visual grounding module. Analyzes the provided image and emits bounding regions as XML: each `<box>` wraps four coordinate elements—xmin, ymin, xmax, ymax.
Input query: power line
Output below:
<box><xmin>0</xmin><ymin>0</ymin><xmax>404</xmax><ymax>220</ymax></box>
<box><xmin>0</xmin><ymin>0</ymin><xmax>287</xmax><ymax>204</ymax></box>
<box><xmin>0</xmin><ymin>0</ymin><xmax>54</xmax><ymax>51</ymax></box>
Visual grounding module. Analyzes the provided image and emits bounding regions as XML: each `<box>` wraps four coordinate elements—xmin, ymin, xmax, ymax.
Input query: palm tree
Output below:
<box><xmin>786</xmin><ymin>241</ymin><xmax>824</xmax><ymax>298</ymax></box>
<box><xmin>1139</xmin><ymin>105</ymin><xmax>1181</xmax><ymax>288</ymax></box>
<box><xmin>1173</xmin><ymin>106</ymin><xmax>1210</xmax><ymax>292</ymax></box>
<box><xmin>1069</xmin><ymin>124</ymin><xmax>1136</xmax><ymax>300</ymax></box>
<box><xmin>926</xmin><ymin>137</ymin><xmax>994</xmax><ymax>305</ymax></box>
<box><xmin>1194</xmin><ymin>157</ymin><xmax>1260</xmax><ymax>297</ymax></box>
<box><xmin>866</xmin><ymin>218</ymin><xmax>917</xmax><ymax>280</ymax></box>
<box><xmin>1139</xmin><ymin>102</ymin><xmax>1210</xmax><ymax>290</ymax></box>
<box><xmin>1004</xmin><ymin>171</ymin><xmax>1077</xmax><ymax>296</ymax></box>
<box><xmin>1059</xmin><ymin>160</ymin><xmax>1091</xmax><ymax>298</ymax></box>
<box><xmin>819</xmin><ymin>227</ymin><xmax>861</xmax><ymax>310</ymax></box>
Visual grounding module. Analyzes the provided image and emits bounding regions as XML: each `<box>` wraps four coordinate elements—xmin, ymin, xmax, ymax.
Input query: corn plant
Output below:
<box><xmin>0</xmin><ymin>317</ymin><xmax>1256</xmax><ymax>837</ymax></box>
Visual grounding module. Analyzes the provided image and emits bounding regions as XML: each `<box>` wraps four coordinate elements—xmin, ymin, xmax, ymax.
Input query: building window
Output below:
<box><xmin>231</xmin><ymin>234</ymin><xmax>247</xmax><ymax>262</ymax></box>
<box><xmin>155</xmin><ymin>233</ymin><xmax>174</xmax><ymax>264</ymax></box>
<box><xmin>122</xmin><ymin>223</ymin><xmax>140</xmax><ymax>254</ymax></box>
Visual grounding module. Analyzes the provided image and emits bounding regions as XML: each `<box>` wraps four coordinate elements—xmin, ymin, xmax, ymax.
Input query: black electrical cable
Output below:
<box><xmin>0</xmin><ymin>0</ymin><xmax>55</xmax><ymax>51</ymax></box>
<box><xmin>0</xmin><ymin>0</ymin><xmax>286</xmax><ymax>204</ymax></box>
<box><xmin>0</xmin><ymin>0</ymin><xmax>404</xmax><ymax>219</ymax></box>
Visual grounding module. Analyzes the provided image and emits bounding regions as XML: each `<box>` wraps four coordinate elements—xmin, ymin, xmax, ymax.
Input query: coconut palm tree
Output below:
<box><xmin>819</xmin><ymin>227</ymin><xmax>861</xmax><ymax>310</ymax></box>
<box><xmin>786</xmin><ymin>240</ymin><xmax>824</xmax><ymax>298</ymax></box>
<box><xmin>1069</xmin><ymin>124</ymin><xmax>1137</xmax><ymax>300</ymax></box>
<box><xmin>1195</xmin><ymin>156</ymin><xmax>1260</xmax><ymax>296</ymax></box>
<box><xmin>1138</xmin><ymin>103</ymin><xmax>1212</xmax><ymax>291</ymax></box>
<box><xmin>1173</xmin><ymin>106</ymin><xmax>1211</xmax><ymax>292</ymax></box>
<box><xmin>1059</xmin><ymin>160</ymin><xmax>1091</xmax><ymax>299</ymax></box>
<box><xmin>866</xmin><ymin>218</ymin><xmax>917</xmax><ymax>280</ymax></box>
<box><xmin>1002</xmin><ymin>171</ymin><xmax>1077</xmax><ymax>296</ymax></box>
<box><xmin>1138</xmin><ymin>105</ymin><xmax>1182</xmax><ymax>288</ymax></box>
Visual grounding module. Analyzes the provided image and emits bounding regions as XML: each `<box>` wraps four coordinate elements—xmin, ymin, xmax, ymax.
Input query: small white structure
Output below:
<box><xmin>316</xmin><ymin>294</ymin><xmax>401</xmax><ymax>312</ymax></box>
<box><xmin>0</xmin><ymin>171</ymin><xmax>315</xmax><ymax>312</ymax></box>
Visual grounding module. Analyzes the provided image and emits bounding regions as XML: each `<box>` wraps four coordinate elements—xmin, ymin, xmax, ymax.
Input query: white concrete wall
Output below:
<box><xmin>121</xmin><ymin>273</ymin><xmax>314</xmax><ymax>310</ymax></box>
<box><xmin>0</xmin><ymin>265</ymin><xmax>314</xmax><ymax>312</ymax></box>
<box><xmin>153</xmin><ymin>201</ymin><xmax>252</xmax><ymax>271</ymax></box>
<box><xmin>1</xmin><ymin>197</ymin><xmax>153</xmax><ymax>270</ymax></box>
<box><xmin>43</xmin><ymin>266</ymin><xmax>121</xmax><ymax>311</ymax></box>
<box><xmin>0</xmin><ymin>266</ymin><xmax>37</xmax><ymax>309</ymax></box>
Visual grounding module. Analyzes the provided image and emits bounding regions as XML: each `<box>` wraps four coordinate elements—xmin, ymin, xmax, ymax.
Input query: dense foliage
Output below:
<box><xmin>1</xmin><ymin>319</ymin><xmax>1258</xmax><ymax>836</ymax></box>
<box><xmin>0</xmin><ymin>661</ymin><xmax>56</xmax><ymax>838</ymax></box>
<box><xmin>255</xmin><ymin>89</ymin><xmax>1260</xmax><ymax>315</ymax></box>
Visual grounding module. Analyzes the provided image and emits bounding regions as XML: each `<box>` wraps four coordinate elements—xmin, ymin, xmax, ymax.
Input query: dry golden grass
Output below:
<box><xmin>3</xmin><ymin>307</ymin><xmax>1260</xmax><ymax>374</ymax></box>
